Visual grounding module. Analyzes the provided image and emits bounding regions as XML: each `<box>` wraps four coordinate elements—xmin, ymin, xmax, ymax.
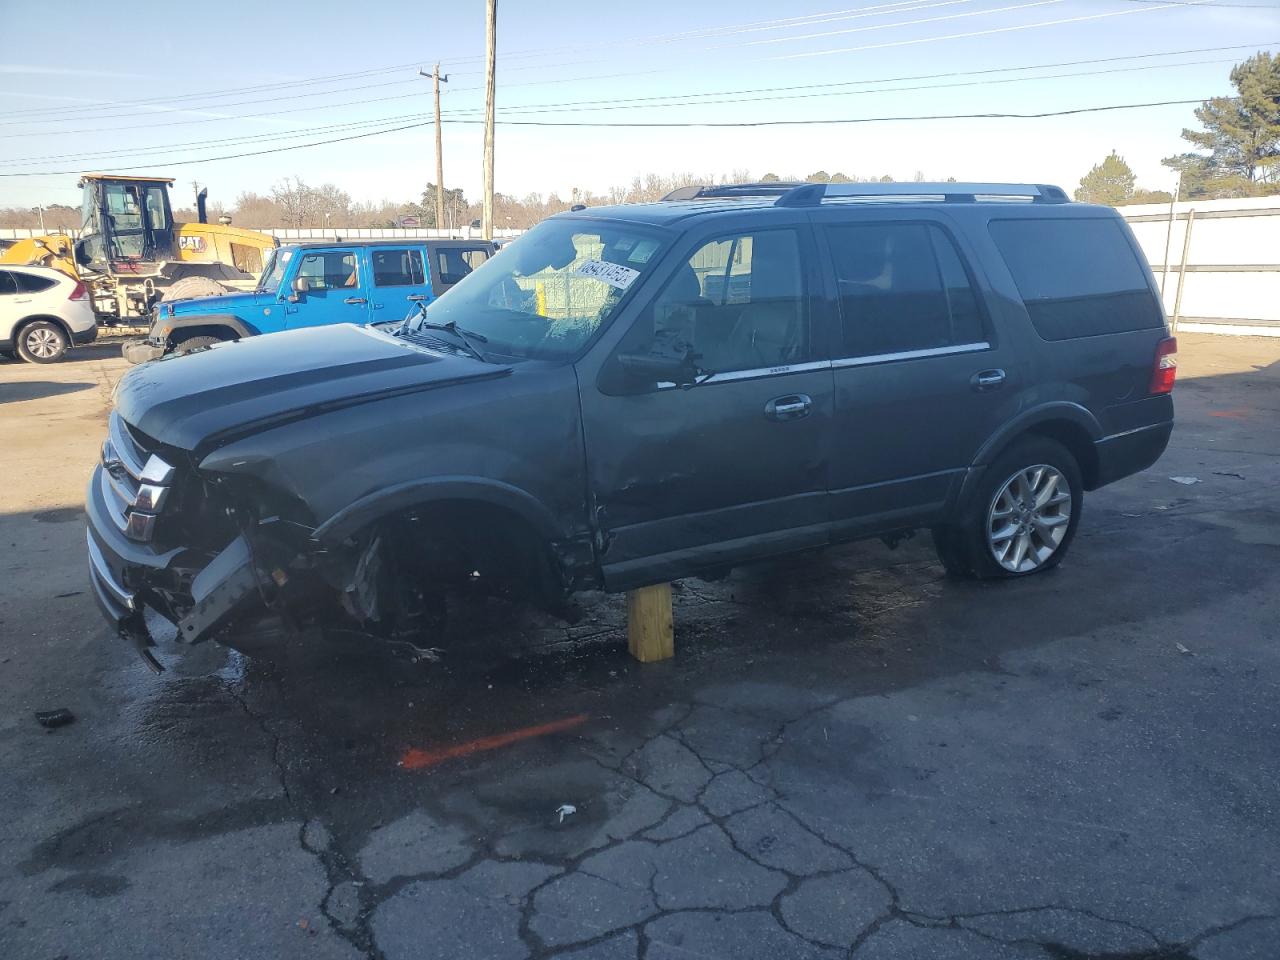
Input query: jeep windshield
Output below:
<box><xmin>256</xmin><ymin>247</ymin><xmax>293</xmax><ymax>292</ymax></box>
<box><xmin>406</xmin><ymin>219</ymin><xmax>667</xmax><ymax>361</ymax></box>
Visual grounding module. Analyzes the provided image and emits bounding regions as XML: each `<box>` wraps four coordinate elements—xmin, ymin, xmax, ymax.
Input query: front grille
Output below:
<box><xmin>100</xmin><ymin>412</ymin><xmax>175</xmax><ymax>543</ymax></box>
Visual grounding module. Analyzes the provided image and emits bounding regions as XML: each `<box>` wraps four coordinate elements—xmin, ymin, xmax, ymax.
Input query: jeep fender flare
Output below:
<box><xmin>162</xmin><ymin>314</ymin><xmax>257</xmax><ymax>341</ymax></box>
<box><xmin>955</xmin><ymin>401</ymin><xmax>1103</xmax><ymax>510</ymax></box>
<box><xmin>312</xmin><ymin>476</ymin><xmax>563</xmax><ymax>547</ymax></box>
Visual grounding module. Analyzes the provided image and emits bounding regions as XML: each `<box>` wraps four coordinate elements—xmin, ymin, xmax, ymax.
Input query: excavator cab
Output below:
<box><xmin>76</xmin><ymin>174</ymin><xmax>176</xmax><ymax>274</ymax></box>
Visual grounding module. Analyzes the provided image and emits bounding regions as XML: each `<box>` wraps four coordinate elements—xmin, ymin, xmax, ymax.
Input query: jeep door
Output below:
<box><xmin>286</xmin><ymin>248</ymin><xmax>372</xmax><ymax>328</ymax></box>
<box><xmin>581</xmin><ymin>223</ymin><xmax>834</xmax><ymax>590</ymax></box>
<box><xmin>814</xmin><ymin>211</ymin><xmax>1020</xmax><ymax>532</ymax></box>
<box><xmin>366</xmin><ymin>246</ymin><xmax>432</xmax><ymax>323</ymax></box>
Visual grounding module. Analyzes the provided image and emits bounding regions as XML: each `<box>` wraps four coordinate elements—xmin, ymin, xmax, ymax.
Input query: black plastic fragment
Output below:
<box><xmin>34</xmin><ymin>708</ymin><xmax>76</xmax><ymax>729</ymax></box>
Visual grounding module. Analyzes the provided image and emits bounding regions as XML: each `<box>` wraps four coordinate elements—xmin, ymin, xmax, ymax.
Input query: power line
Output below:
<box><xmin>0</xmin><ymin>98</ymin><xmax>1217</xmax><ymax>176</ymax></box>
<box><xmin>771</xmin><ymin>0</ymin><xmax>1241</xmax><ymax>59</ymax></box>
<box><xmin>448</xmin><ymin>53</ymin><xmax>1249</xmax><ymax>116</ymax></box>
<box><xmin>1116</xmin><ymin>0</ymin><xmax>1278</xmax><ymax>6</ymax></box>
<box><xmin>0</xmin><ymin>0</ymin><xmax>1203</xmax><ymax>129</ymax></box>
<box><xmin>0</xmin><ymin>4</ymin><xmax>961</xmax><ymax>123</ymax></box>
<box><xmin>0</xmin><ymin>61</ymin><xmax>424</xmax><ymax>120</ymax></box>
<box><xmin>1</xmin><ymin>44</ymin><xmax>1260</xmax><ymax>167</ymax></box>
<box><xmin>451</xmin><ymin>97</ymin><xmax>1217</xmax><ymax>126</ymax></box>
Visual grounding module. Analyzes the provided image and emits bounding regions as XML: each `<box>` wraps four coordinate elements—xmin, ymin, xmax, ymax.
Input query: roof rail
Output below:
<box><xmin>775</xmin><ymin>182</ymin><xmax>1070</xmax><ymax>207</ymax></box>
<box><xmin>661</xmin><ymin>182</ymin><xmax>806</xmax><ymax>201</ymax></box>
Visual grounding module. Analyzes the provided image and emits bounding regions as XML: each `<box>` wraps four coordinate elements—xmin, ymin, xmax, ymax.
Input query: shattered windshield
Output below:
<box><xmin>408</xmin><ymin>219</ymin><xmax>668</xmax><ymax>360</ymax></box>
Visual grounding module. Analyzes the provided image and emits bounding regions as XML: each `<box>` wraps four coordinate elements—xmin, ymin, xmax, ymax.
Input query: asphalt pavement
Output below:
<box><xmin>1</xmin><ymin>334</ymin><xmax>1278</xmax><ymax>960</ymax></box>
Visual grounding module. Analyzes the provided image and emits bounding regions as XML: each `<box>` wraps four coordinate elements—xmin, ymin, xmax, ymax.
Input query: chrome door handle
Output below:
<box><xmin>765</xmin><ymin>394</ymin><xmax>812</xmax><ymax>421</ymax></box>
<box><xmin>406</xmin><ymin>294</ymin><xmax>430</xmax><ymax>301</ymax></box>
<box><xmin>971</xmin><ymin>369</ymin><xmax>1006</xmax><ymax>391</ymax></box>
<box><xmin>344</xmin><ymin>297</ymin><xmax>368</xmax><ymax>305</ymax></box>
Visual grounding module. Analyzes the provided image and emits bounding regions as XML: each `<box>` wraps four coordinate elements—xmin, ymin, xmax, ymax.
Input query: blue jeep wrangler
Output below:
<box><xmin>123</xmin><ymin>238</ymin><xmax>496</xmax><ymax>362</ymax></box>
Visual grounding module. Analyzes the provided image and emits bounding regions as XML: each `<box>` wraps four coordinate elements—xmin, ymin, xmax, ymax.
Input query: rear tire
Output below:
<box><xmin>16</xmin><ymin>320</ymin><xmax>68</xmax><ymax>363</ymax></box>
<box><xmin>160</xmin><ymin>276</ymin><xmax>231</xmax><ymax>303</ymax></box>
<box><xmin>937</xmin><ymin>437</ymin><xmax>1083</xmax><ymax>580</ymax></box>
<box><xmin>173</xmin><ymin>334</ymin><xmax>221</xmax><ymax>354</ymax></box>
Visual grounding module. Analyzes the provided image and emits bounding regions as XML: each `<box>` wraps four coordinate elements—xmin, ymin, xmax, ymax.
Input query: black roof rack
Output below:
<box><xmin>661</xmin><ymin>182</ymin><xmax>806</xmax><ymax>201</ymax></box>
<box><xmin>775</xmin><ymin>182</ymin><xmax>1070</xmax><ymax>207</ymax></box>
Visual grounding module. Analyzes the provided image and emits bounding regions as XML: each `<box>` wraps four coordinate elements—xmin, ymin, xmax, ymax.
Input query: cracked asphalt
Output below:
<box><xmin>2</xmin><ymin>334</ymin><xmax>1279</xmax><ymax>960</ymax></box>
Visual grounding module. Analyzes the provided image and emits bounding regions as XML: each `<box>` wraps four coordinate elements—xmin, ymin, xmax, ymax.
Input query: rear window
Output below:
<box><xmin>13</xmin><ymin>271</ymin><xmax>57</xmax><ymax>293</ymax></box>
<box><xmin>989</xmin><ymin>218</ymin><xmax>1162</xmax><ymax>340</ymax></box>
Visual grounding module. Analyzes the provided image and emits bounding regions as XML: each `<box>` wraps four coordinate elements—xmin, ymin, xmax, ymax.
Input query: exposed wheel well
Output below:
<box><xmin>364</xmin><ymin>499</ymin><xmax>564</xmax><ymax>606</ymax></box>
<box><xmin>167</xmin><ymin>323</ymin><xmax>237</xmax><ymax>346</ymax></box>
<box><xmin>14</xmin><ymin>314</ymin><xmax>72</xmax><ymax>342</ymax></box>
<box><xmin>1021</xmin><ymin>419</ymin><xmax>1100</xmax><ymax>490</ymax></box>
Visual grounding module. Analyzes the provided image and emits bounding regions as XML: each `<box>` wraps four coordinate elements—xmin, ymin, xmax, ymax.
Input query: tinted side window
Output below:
<box><xmin>372</xmin><ymin>248</ymin><xmax>425</xmax><ymax>287</ymax></box>
<box><xmin>0</xmin><ymin>271</ymin><xmax>16</xmax><ymax>296</ymax></box>
<box><xmin>435</xmin><ymin>247</ymin><xmax>488</xmax><ymax>286</ymax></box>
<box><xmin>989</xmin><ymin>218</ymin><xmax>1162</xmax><ymax>340</ymax></box>
<box><xmin>297</xmin><ymin>251</ymin><xmax>358</xmax><ymax>291</ymax></box>
<box><xmin>617</xmin><ymin>228</ymin><xmax>810</xmax><ymax>377</ymax></box>
<box><xmin>14</xmin><ymin>272</ymin><xmax>57</xmax><ymax>293</ymax></box>
<box><xmin>827</xmin><ymin>223</ymin><xmax>985</xmax><ymax>358</ymax></box>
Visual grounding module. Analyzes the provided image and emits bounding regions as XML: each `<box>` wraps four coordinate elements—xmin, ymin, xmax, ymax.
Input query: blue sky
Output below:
<box><xmin>1</xmin><ymin>0</ymin><xmax>1276</xmax><ymax>211</ymax></box>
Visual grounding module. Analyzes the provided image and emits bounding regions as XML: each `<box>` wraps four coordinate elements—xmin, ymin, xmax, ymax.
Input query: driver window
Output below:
<box><xmin>297</xmin><ymin>251</ymin><xmax>358</xmax><ymax>293</ymax></box>
<box><xmin>619</xmin><ymin>228</ymin><xmax>809</xmax><ymax>378</ymax></box>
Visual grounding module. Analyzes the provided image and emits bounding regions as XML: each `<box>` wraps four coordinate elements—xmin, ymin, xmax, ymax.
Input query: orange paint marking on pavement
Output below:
<box><xmin>1210</xmin><ymin>409</ymin><xmax>1252</xmax><ymax>420</ymax></box>
<box><xmin>399</xmin><ymin>713</ymin><xmax>590</xmax><ymax>771</ymax></box>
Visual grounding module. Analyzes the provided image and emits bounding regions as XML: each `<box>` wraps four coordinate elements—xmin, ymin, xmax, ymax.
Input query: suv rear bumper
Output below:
<box><xmin>72</xmin><ymin>325</ymin><xmax>98</xmax><ymax>346</ymax></box>
<box><xmin>1093</xmin><ymin>419</ymin><xmax>1173</xmax><ymax>487</ymax></box>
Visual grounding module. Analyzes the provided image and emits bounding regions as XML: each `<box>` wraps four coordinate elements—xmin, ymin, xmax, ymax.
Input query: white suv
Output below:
<box><xmin>0</xmin><ymin>265</ymin><xmax>97</xmax><ymax>363</ymax></box>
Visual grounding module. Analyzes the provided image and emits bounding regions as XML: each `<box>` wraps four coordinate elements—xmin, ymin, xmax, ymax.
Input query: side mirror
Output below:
<box><xmin>617</xmin><ymin>349</ymin><xmax>703</xmax><ymax>389</ymax></box>
<box><xmin>288</xmin><ymin>276</ymin><xmax>310</xmax><ymax>302</ymax></box>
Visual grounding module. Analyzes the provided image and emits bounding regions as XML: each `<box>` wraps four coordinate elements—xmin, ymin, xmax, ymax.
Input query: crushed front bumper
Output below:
<box><xmin>121</xmin><ymin>339</ymin><xmax>165</xmax><ymax>365</ymax></box>
<box><xmin>86</xmin><ymin>463</ymin><xmax>261</xmax><ymax>669</ymax></box>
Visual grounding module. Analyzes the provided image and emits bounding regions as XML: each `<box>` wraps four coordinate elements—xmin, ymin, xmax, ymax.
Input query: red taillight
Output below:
<box><xmin>69</xmin><ymin>281</ymin><xmax>89</xmax><ymax>301</ymax></box>
<box><xmin>1150</xmin><ymin>337</ymin><xmax>1177</xmax><ymax>395</ymax></box>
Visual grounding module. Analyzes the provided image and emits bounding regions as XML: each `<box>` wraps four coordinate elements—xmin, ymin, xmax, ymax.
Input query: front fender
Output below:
<box><xmin>160</xmin><ymin>313</ymin><xmax>258</xmax><ymax>339</ymax></box>
<box><xmin>312</xmin><ymin>476</ymin><xmax>563</xmax><ymax>545</ymax></box>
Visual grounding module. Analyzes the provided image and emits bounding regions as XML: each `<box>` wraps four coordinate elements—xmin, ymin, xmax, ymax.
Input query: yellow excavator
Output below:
<box><xmin>0</xmin><ymin>173</ymin><xmax>278</xmax><ymax>323</ymax></box>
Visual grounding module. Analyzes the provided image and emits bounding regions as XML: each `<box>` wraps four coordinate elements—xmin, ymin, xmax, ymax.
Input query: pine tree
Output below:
<box><xmin>1162</xmin><ymin>53</ymin><xmax>1280</xmax><ymax>195</ymax></box>
<box><xmin>1075</xmin><ymin>151</ymin><xmax>1137</xmax><ymax>205</ymax></box>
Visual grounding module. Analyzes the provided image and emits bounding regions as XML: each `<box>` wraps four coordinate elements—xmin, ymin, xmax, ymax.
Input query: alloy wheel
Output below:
<box><xmin>26</xmin><ymin>327</ymin><xmax>63</xmax><ymax>359</ymax></box>
<box><xmin>987</xmin><ymin>464</ymin><xmax>1072</xmax><ymax>573</ymax></box>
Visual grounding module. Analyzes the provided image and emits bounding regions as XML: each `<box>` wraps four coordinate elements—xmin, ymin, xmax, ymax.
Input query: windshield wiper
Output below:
<box><xmin>413</xmin><ymin>318</ymin><xmax>490</xmax><ymax>363</ymax></box>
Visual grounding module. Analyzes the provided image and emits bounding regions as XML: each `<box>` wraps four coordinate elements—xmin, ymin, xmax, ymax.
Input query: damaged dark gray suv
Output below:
<box><xmin>87</xmin><ymin>182</ymin><xmax>1176</xmax><ymax>669</ymax></box>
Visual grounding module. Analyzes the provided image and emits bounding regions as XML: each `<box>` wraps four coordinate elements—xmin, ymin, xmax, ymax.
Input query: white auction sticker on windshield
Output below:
<box><xmin>573</xmin><ymin>259</ymin><xmax>641</xmax><ymax>290</ymax></box>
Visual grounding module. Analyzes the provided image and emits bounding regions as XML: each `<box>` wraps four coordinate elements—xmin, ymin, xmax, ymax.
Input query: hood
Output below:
<box><xmin>167</xmin><ymin>290</ymin><xmax>273</xmax><ymax>317</ymax></box>
<box><xmin>115</xmin><ymin>324</ymin><xmax>510</xmax><ymax>452</ymax></box>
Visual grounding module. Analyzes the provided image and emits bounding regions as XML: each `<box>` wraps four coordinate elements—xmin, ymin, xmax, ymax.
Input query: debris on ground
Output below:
<box><xmin>555</xmin><ymin>804</ymin><xmax>577</xmax><ymax>824</ymax></box>
<box><xmin>1175</xmin><ymin>642</ymin><xmax>1193</xmax><ymax>656</ymax></box>
<box><xmin>1212</xmin><ymin>471</ymin><xmax>1245</xmax><ymax>480</ymax></box>
<box><xmin>1169</xmin><ymin>476</ymin><xmax>1201</xmax><ymax>485</ymax></box>
<box><xmin>34</xmin><ymin>708</ymin><xmax>75</xmax><ymax>729</ymax></box>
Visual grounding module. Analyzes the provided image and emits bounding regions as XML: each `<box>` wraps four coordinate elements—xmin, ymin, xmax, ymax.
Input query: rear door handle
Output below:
<box><xmin>971</xmin><ymin>369</ymin><xmax>1006</xmax><ymax>391</ymax></box>
<box><xmin>765</xmin><ymin>394</ymin><xmax>812</xmax><ymax>421</ymax></box>
<box><xmin>344</xmin><ymin>297</ymin><xmax>368</xmax><ymax>305</ymax></box>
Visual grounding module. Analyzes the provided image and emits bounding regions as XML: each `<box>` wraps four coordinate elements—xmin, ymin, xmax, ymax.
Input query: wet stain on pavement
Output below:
<box><xmin>46</xmin><ymin>873</ymin><xmax>130</xmax><ymax>898</ymax></box>
<box><xmin>32</xmin><ymin>507</ymin><xmax>84</xmax><ymax>523</ymax></box>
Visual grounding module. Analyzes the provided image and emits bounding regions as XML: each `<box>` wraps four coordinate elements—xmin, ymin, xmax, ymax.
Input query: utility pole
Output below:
<box><xmin>419</xmin><ymin>63</ymin><xmax>449</xmax><ymax>231</ymax></box>
<box><xmin>482</xmin><ymin>0</ymin><xmax>497</xmax><ymax>240</ymax></box>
